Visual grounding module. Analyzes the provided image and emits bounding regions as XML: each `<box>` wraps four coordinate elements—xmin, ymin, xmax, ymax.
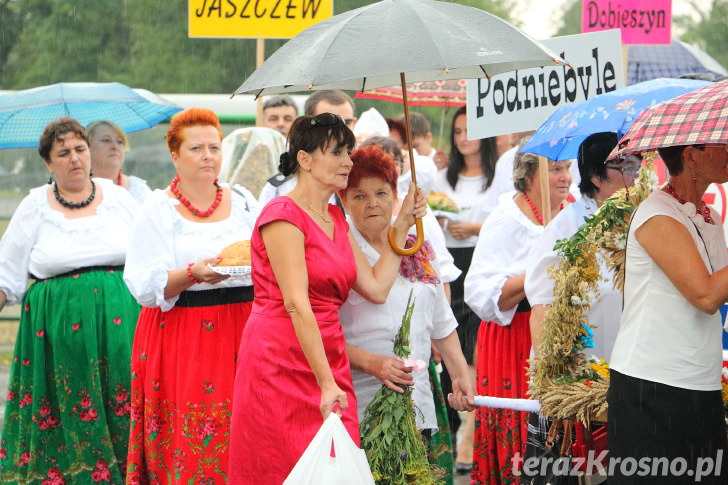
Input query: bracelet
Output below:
<box><xmin>187</xmin><ymin>263</ymin><xmax>202</xmax><ymax>284</ymax></box>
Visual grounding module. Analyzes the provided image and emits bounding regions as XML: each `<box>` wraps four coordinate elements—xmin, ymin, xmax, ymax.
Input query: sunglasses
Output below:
<box><xmin>605</xmin><ymin>164</ymin><xmax>640</xmax><ymax>178</ymax></box>
<box><xmin>697</xmin><ymin>143</ymin><xmax>728</xmax><ymax>153</ymax></box>
<box><xmin>310</xmin><ymin>112</ymin><xmax>344</xmax><ymax>127</ymax></box>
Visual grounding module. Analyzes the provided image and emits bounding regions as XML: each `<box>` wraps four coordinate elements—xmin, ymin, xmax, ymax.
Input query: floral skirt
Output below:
<box><xmin>472</xmin><ymin>313</ymin><xmax>532</xmax><ymax>485</ymax></box>
<box><xmin>0</xmin><ymin>269</ymin><xmax>140</xmax><ymax>484</ymax></box>
<box><xmin>125</xmin><ymin>299</ymin><xmax>252</xmax><ymax>485</ymax></box>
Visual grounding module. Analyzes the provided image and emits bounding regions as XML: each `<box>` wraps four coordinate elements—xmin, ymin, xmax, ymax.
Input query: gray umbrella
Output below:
<box><xmin>234</xmin><ymin>0</ymin><xmax>566</xmax><ymax>254</ymax></box>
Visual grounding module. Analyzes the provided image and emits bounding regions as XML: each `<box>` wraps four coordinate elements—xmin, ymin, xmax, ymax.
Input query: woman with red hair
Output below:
<box><xmin>339</xmin><ymin>145</ymin><xmax>474</xmax><ymax>475</ymax></box>
<box><xmin>123</xmin><ymin>108</ymin><xmax>259</xmax><ymax>483</ymax></box>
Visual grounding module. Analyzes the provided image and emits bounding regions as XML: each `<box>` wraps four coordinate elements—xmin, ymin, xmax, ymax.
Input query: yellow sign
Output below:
<box><xmin>189</xmin><ymin>0</ymin><xmax>333</xmax><ymax>39</ymax></box>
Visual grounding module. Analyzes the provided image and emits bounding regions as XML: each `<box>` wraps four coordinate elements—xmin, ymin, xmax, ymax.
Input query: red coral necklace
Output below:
<box><xmin>664</xmin><ymin>183</ymin><xmax>713</xmax><ymax>224</ymax></box>
<box><xmin>522</xmin><ymin>193</ymin><xmax>565</xmax><ymax>226</ymax></box>
<box><xmin>169</xmin><ymin>174</ymin><xmax>223</xmax><ymax>217</ymax></box>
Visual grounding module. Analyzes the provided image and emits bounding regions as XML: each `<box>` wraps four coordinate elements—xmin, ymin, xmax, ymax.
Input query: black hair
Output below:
<box><xmin>445</xmin><ymin>106</ymin><xmax>498</xmax><ymax>191</ymax></box>
<box><xmin>577</xmin><ymin>132</ymin><xmax>619</xmax><ymax>197</ymax></box>
<box><xmin>279</xmin><ymin>114</ymin><xmax>356</xmax><ymax>176</ymax></box>
<box><xmin>658</xmin><ymin>145</ymin><xmax>688</xmax><ymax>176</ymax></box>
<box><xmin>39</xmin><ymin>116</ymin><xmax>88</xmax><ymax>163</ymax></box>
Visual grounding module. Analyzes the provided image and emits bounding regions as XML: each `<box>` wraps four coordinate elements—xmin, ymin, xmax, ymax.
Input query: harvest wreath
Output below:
<box><xmin>528</xmin><ymin>154</ymin><xmax>659</xmax><ymax>426</ymax></box>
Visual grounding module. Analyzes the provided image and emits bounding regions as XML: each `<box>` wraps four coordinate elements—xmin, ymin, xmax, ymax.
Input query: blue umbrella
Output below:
<box><xmin>519</xmin><ymin>78</ymin><xmax>711</xmax><ymax>161</ymax></box>
<box><xmin>0</xmin><ymin>82</ymin><xmax>182</xmax><ymax>149</ymax></box>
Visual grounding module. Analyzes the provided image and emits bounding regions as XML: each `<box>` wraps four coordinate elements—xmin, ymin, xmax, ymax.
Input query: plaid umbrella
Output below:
<box><xmin>609</xmin><ymin>80</ymin><xmax>728</xmax><ymax>160</ymax></box>
<box><xmin>627</xmin><ymin>40</ymin><xmax>728</xmax><ymax>85</ymax></box>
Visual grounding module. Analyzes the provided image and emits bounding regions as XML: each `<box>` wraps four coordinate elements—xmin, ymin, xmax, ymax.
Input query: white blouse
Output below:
<box><xmin>431</xmin><ymin>169</ymin><xmax>501</xmax><ymax>248</ymax></box>
<box><xmin>0</xmin><ymin>178</ymin><xmax>137</xmax><ymax>305</ymax></box>
<box><xmin>464</xmin><ymin>195</ymin><xmax>543</xmax><ymax>326</ymax></box>
<box><xmin>128</xmin><ymin>175</ymin><xmax>153</xmax><ymax>204</ymax></box>
<box><xmin>610</xmin><ymin>190</ymin><xmax>728</xmax><ymax>390</ymax></box>
<box><xmin>123</xmin><ymin>184</ymin><xmax>259</xmax><ymax>312</ymax></box>
<box><xmin>339</xmin><ymin>222</ymin><xmax>458</xmax><ymax>430</ymax></box>
<box><xmin>524</xmin><ymin>196</ymin><xmax>622</xmax><ymax>360</ymax></box>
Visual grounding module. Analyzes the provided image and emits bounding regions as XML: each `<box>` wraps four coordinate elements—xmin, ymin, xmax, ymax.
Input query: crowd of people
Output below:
<box><xmin>0</xmin><ymin>85</ymin><xmax>726</xmax><ymax>485</ymax></box>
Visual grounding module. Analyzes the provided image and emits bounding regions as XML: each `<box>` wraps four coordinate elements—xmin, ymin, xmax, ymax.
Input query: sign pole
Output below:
<box><xmin>538</xmin><ymin>156</ymin><xmax>552</xmax><ymax>225</ymax></box>
<box><xmin>256</xmin><ymin>38</ymin><xmax>265</xmax><ymax>127</ymax></box>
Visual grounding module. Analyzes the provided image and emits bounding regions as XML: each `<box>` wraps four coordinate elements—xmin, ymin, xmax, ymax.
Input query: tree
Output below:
<box><xmin>675</xmin><ymin>0</ymin><xmax>728</xmax><ymax>70</ymax></box>
<box><xmin>2</xmin><ymin>0</ymin><xmax>130</xmax><ymax>88</ymax></box>
<box><xmin>554</xmin><ymin>0</ymin><xmax>582</xmax><ymax>37</ymax></box>
<box><xmin>0</xmin><ymin>0</ymin><xmax>521</xmax><ymax>93</ymax></box>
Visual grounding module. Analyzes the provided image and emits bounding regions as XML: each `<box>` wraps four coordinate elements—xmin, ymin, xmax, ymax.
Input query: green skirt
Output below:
<box><xmin>428</xmin><ymin>359</ymin><xmax>454</xmax><ymax>485</ymax></box>
<box><xmin>0</xmin><ymin>269</ymin><xmax>140</xmax><ymax>484</ymax></box>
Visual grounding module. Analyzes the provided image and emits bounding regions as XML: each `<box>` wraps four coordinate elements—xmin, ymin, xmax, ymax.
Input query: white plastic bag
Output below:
<box><xmin>284</xmin><ymin>413</ymin><xmax>375</xmax><ymax>485</ymax></box>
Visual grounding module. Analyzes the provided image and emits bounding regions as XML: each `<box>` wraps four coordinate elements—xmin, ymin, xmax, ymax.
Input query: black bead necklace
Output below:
<box><xmin>54</xmin><ymin>181</ymin><xmax>96</xmax><ymax>209</ymax></box>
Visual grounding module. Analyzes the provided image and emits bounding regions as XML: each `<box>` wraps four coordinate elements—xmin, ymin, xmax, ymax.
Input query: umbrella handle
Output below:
<box><xmin>387</xmin><ymin>218</ymin><xmax>424</xmax><ymax>256</ymax></box>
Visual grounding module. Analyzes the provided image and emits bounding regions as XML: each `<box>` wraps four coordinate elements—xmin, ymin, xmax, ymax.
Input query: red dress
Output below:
<box><xmin>228</xmin><ymin>197</ymin><xmax>359</xmax><ymax>484</ymax></box>
<box><xmin>472</xmin><ymin>312</ymin><xmax>532</xmax><ymax>485</ymax></box>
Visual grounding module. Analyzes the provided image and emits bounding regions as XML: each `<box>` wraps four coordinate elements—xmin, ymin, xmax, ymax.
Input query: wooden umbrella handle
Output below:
<box><xmin>387</xmin><ymin>218</ymin><xmax>424</xmax><ymax>256</ymax></box>
<box><xmin>388</xmin><ymin>72</ymin><xmax>425</xmax><ymax>256</ymax></box>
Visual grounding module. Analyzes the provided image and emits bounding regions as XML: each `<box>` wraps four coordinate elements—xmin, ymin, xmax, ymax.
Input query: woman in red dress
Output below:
<box><xmin>228</xmin><ymin>113</ymin><xmax>427</xmax><ymax>484</ymax></box>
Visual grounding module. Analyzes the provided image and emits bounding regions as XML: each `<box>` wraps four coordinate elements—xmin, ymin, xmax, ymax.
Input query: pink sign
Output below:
<box><xmin>582</xmin><ymin>0</ymin><xmax>671</xmax><ymax>45</ymax></box>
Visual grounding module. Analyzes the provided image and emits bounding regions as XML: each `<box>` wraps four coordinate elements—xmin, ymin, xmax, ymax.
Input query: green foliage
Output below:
<box><xmin>0</xmin><ymin>0</ymin><xmax>518</xmax><ymax>92</ymax></box>
<box><xmin>677</xmin><ymin>0</ymin><xmax>728</xmax><ymax>72</ymax></box>
<box><xmin>554</xmin><ymin>0</ymin><xmax>583</xmax><ymax>37</ymax></box>
<box><xmin>359</xmin><ymin>290</ymin><xmax>443</xmax><ymax>484</ymax></box>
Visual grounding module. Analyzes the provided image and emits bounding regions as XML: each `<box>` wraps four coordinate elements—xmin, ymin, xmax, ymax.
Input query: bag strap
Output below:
<box><xmin>560</xmin><ymin>419</ymin><xmax>574</xmax><ymax>457</ymax></box>
<box><xmin>544</xmin><ymin>418</ymin><xmax>562</xmax><ymax>450</ymax></box>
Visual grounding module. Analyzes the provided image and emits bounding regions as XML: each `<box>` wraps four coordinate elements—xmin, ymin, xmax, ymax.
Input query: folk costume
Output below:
<box><xmin>0</xmin><ymin>179</ymin><xmax>140</xmax><ymax>484</ymax></box>
<box><xmin>124</xmin><ymin>186</ymin><xmax>258</xmax><ymax>484</ymax></box>
<box><xmin>464</xmin><ymin>195</ymin><xmax>545</xmax><ymax>484</ymax></box>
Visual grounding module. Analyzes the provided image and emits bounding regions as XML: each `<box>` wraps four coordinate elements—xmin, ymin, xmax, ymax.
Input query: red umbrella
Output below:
<box><xmin>355</xmin><ymin>79</ymin><xmax>466</xmax><ymax>107</ymax></box>
<box><xmin>610</xmin><ymin>79</ymin><xmax>728</xmax><ymax>160</ymax></box>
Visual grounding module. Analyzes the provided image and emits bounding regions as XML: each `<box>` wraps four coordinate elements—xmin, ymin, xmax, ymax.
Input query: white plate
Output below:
<box><xmin>208</xmin><ymin>264</ymin><xmax>253</xmax><ymax>285</ymax></box>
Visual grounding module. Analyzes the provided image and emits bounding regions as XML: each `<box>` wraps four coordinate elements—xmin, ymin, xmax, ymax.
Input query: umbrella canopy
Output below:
<box><xmin>627</xmin><ymin>40</ymin><xmax>728</xmax><ymax>85</ymax></box>
<box><xmin>234</xmin><ymin>0</ymin><xmax>566</xmax><ymax>255</ymax></box>
<box><xmin>520</xmin><ymin>78</ymin><xmax>711</xmax><ymax>161</ymax></box>
<box><xmin>610</xmin><ymin>79</ymin><xmax>728</xmax><ymax>160</ymax></box>
<box><xmin>0</xmin><ymin>82</ymin><xmax>182</xmax><ymax>149</ymax></box>
<box><xmin>234</xmin><ymin>0</ymin><xmax>565</xmax><ymax>96</ymax></box>
<box><xmin>355</xmin><ymin>80</ymin><xmax>466</xmax><ymax>107</ymax></box>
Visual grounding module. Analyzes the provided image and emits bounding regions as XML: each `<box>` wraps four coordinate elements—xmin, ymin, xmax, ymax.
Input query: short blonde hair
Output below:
<box><xmin>87</xmin><ymin>120</ymin><xmax>129</xmax><ymax>150</ymax></box>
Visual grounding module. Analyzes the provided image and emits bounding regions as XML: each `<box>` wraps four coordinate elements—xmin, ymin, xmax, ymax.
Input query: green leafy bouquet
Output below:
<box><xmin>359</xmin><ymin>290</ymin><xmax>443</xmax><ymax>484</ymax></box>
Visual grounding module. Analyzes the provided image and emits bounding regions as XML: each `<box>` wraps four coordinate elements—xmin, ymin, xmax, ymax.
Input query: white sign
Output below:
<box><xmin>467</xmin><ymin>29</ymin><xmax>624</xmax><ymax>139</ymax></box>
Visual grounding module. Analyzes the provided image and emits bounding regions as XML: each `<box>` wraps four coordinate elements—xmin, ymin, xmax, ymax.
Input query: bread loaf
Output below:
<box><xmin>215</xmin><ymin>240</ymin><xmax>252</xmax><ymax>266</ymax></box>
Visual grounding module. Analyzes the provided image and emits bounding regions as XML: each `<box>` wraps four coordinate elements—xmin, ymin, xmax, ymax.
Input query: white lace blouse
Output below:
<box><xmin>0</xmin><ymin>178</ymin><xmax>138</xmax><ymax>305</ymax></box>
<box><xmin>123</xmin><ymin>185</ymin><xmax>259</xmax><ymax>312</ymax></box>
<box><xmin>127</xmin><ymin>175</ymin><xmax>152</xmax><ymax>204</ymax></box>
<box><xmin>464</xmin><ymin>195</ymin><xmax>544</xmax><ymax>326</ymax></box>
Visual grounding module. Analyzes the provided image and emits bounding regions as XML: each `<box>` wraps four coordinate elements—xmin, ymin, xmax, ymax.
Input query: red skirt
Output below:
<box><xmin>125</xmin><ymin>298</ymin><xmax>252</xmax><ymax>485</ymax></box>
<box><xmin>472</xmin><ymin>312</ymin><xmax>532</xmax><ymax>485</ymax></box>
